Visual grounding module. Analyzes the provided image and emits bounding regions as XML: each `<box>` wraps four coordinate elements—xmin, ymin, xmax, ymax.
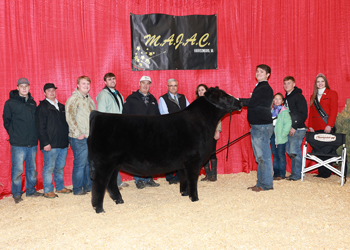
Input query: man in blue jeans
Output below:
<box><xmin>283</xmin><ymin>76</ymin><xmax>308</xmax><ymax>181</ymax></box>
<box><xmin>65</xmin><ymin>76</ymin><xmax>96</xmax><ymax>195</ymax></box>
<box><xmin>240</xmin><ymin>65</ymin><xmax>274</xmax><ymax>192</ymax></box>
<box><xmin>3</xmin><ymin>77</ymin><xmax>44</xmax><ymax>203</ymax></box>
<box><xmin>36</xmin><ymin>83</ymin><xmax>72</xmax><ymax>198</ymax></box>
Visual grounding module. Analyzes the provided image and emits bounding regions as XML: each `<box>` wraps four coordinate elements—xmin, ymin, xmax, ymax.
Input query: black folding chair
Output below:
<box><xmin>301</xmin><ymin>132</ymin><xmax>347</xmax><ymax>186</ymax></box>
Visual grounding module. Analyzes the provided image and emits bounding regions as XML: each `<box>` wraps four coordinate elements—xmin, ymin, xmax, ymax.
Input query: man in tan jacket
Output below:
<box><xmin>65</xmin><ymin>76</ymin><xmax>96</xmax><ymax>195</ymax></box>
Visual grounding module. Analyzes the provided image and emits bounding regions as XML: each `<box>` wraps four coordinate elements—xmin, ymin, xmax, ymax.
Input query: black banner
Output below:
<box><xmin>130</xmin><ymin>13</ymin><xmax>217</xmax><ymax>71</ymax></box>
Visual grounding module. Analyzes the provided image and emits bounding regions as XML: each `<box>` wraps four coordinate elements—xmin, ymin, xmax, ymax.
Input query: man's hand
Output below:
<box><xmin>214</xmin><ymin>130</ymin><xmax>220</xmax><ymax>140</ymax></box>
<box><xmin>43</xmin><ymin>144</ymin><xmax>52</xmax><ymax>152</ymax></box>
<box><xmin>309</xmin><ymin>127</ymin><xmax>315</xmax><ymax>132</ymax></box>
<box><xmin>289</xmin><ymin>127</ymin><xmax>296</xmax><ymax>136</ymax></box>
<box><xmin>77</xmin><ymin>134</ymin><xmax>86</xmax><ymax>140</ymax></box>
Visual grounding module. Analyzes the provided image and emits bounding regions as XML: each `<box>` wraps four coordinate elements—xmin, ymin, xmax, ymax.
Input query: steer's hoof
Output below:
<box><xmin>190</xmin><ymin>196</ymin><xmax>199</xmax><ymax>202</ymax></box>
<box><xmin>114</xmin><ymin>198</ymin><xmax>124</xmax><ymax>204</ymax></box>
<box><xmin>181</xmin><ymin>191</ymin><xmax>188</xmax><ymax>196</ymax></box>
<box><xmin>94</xmin><ymin>207</ymin><xmax>105</xmax><ymax>213</ymax></box>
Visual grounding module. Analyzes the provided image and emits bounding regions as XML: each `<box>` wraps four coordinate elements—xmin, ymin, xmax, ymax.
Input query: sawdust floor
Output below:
<box><xmin>1</xmin><ymin>172</ymin><xmax>350</xmax><ymax>250</ymax></box>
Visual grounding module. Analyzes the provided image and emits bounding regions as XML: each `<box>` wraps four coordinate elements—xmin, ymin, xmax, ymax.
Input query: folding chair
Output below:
<box><xmin>301</xmin><ymin>132</ymin><xmax>347</xmax><ymax>186</ymax></box>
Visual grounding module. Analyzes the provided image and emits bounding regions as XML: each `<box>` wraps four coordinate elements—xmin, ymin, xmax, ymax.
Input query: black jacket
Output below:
<box><xmin>35</xmin><ymin>99</ymin><xmax>69</xmax><ymax>150</ymax></box>
<box><xmin>241</xmin><ymin>81</ymin><xmax>273</xmax><ymax>125</ymax></box>
<box><xmin>123</xmin><ymin>91</ymin><xmax>160</xmax><ymax>116</ymax></box>
<box><xmin>284</xmin><ymin>86</ymin><xmax>308</xmax><ymax>130</ymax></box>
<box><xmin>3</xmin><ymin>90</ymin><xmax>38</xmax><ymax>147</ymax></box>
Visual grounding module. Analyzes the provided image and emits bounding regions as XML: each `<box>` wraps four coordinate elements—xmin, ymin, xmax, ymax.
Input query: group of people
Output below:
<box><xmin>3</xmin><ymin>73</ymin><xmax>222</xmax><ymax>204</ymax></box>
<box><xmin>243</xmin><ymin>64</ymin><xmax>338</xmax><ymax>192</ymax></box>
<box><xmin>3</xmin><ymin>66</ymin><xmax>338</xmax><ymax>203</ymax></box>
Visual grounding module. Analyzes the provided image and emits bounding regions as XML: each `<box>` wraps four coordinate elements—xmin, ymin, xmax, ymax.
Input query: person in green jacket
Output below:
<box><xmin>271</xmin><ymin>93</ymin><xmax>292</xmax><ymax>180</ymax></box>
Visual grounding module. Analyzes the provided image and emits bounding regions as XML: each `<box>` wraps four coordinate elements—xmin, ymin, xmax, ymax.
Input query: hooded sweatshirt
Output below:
<box><xmin>284</xmin><ymin>86</ymin><xmax>308</xmax><ymax>130</ymax></box>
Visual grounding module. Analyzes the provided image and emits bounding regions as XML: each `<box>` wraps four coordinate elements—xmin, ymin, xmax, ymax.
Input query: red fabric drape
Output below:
<box><xmin>1</xmin><ymin>0</ymin><xmax>349</xmax><ymax>198</ymax></box>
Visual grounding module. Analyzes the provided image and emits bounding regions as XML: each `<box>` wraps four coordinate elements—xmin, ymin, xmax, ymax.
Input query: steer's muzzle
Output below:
<box><xmin>229</xmin><ymin>97</ymin><xmax>243</xmax><ymax>112</ymax></box>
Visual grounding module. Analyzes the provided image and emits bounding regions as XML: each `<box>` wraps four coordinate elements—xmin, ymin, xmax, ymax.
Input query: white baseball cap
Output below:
<box><xmin>140</xmin><ymin>76</ymin><xmax>152</xmax><ymax>83</ymax></box>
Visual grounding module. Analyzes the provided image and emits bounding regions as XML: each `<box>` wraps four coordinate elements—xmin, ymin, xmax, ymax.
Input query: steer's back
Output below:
<box><xmin>88</xmin><ymin>109</ymin><xmax>215</xmax><ymax>170</ymax></box>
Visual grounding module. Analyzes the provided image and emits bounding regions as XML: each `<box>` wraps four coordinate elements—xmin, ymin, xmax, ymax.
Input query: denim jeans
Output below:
<box><xmin>286</xmin><ymin>129</ymin><xmax>306</xmax><ymax>180</ymax></box>
<box><xmin>11</xmin><ymin>146</ymin><xmax>38</xmax><ymax>197</ymax></box>
<box><xmin>270</xmin><ymin>133</ymin><xmax>287</xmax><ymax>178</ymax></box>
<box><xmin>250</xmin><ymin>124</ymin><xmax>273</xmax><ymax>190</ymax></box>
<box><xmin>69</xmin><ymin>137</ymin><xmax>92</xmax><ymax>194</ymax></box>
<box><xmin>134</xmin><ymin>176</ymin><xmax>152</xmax><ymax>183</ymax></box>
<box><xmin>117</xmin><ymin>173</ymin><xmax>122</xmax><ymax>186</ymax></box>
<box><xmin>42</xmin><ymin>147</ymin><xmax>68</xmax><ymax>193</ymax></box>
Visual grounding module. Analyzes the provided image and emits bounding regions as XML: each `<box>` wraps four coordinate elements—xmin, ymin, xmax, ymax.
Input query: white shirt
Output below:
<box><xmin>46</xmin><ymin>98</ymin><xmax>59</xmax><ymax>110</ymax></box>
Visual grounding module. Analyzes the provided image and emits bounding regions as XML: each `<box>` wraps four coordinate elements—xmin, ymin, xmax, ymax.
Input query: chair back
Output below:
<box><xmin>306</xmin><ymin>132</ymin><xmax>346</xmax><ymax>157</ymax></box>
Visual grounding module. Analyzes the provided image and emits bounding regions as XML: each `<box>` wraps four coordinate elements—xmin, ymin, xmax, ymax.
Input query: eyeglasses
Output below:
<box><xmin>168</xmin><ymin>85</ymin><xmax>178</xmax><ymax>87</ymax></box>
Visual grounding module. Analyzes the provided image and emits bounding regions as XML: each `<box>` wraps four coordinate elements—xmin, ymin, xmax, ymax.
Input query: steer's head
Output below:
<box><xmin>204</xmin><ymin>87</ymin><xmax>243</xmax><ymax>112</ymax></box>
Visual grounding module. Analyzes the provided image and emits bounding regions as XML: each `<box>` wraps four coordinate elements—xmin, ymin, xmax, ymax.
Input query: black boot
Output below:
<box><xmin>201</xmin><ymin>161</ymin><xmax>211</xmax><ymax>181</ymax></box>
<box><xmin>209</xmin><ymin>159</ymin><xmax>217</xmax><ymax>181</ymax></box>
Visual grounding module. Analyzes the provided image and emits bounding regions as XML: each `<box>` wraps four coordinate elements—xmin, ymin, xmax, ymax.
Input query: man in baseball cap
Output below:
<box><xmin>36</xmin><ymin>83</ymin><xmax>71</xmax><ymax>198</ymax></box>
<box><xmin>17</xmin><ymin>77</ymin><xmax>30</xmax><ymax>86</ymax></box>
<box><xmin>3</xmin><ymin>78</ymin><xmax>43</xmax><ymax>203</ymax></box>
<box><xmin>123</xmin><ymin>75</ymin><xmax>160</xmax><ymax>189</ymax></box>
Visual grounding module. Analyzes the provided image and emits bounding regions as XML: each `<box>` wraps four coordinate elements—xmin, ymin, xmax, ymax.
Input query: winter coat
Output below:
<box><xmin>123</xmin><ymin>91</ymin><xmax>160</xmax><ymax>116</ymax></box>
<box><xmin>274</xmin><ymin>106</ymin><xmax>292</xmax><ymax>145</ymax></box>
<box><xmin>35</xmin><ymin>99</ymin><xmax>69</xmax><ymax>150</ymax></box>
<box><xmin>96</xmin><ymin>87</ymin><xmax>124</xmax><ymax>114</ymax></box>
<box><xmin>65</xmin><ymin>89</ymin><xmax>96</xmax><ymax>138</ymax></box>
<box><xmin>3</xmin><ymin>90</ymin><xmax>38</xmax><ymax>147</ymax></box>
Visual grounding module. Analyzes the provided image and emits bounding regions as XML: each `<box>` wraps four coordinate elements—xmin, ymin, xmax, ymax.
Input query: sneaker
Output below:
<box><xmin>56</xmin><ymin>187</ymin><xmax>72</xmax><ymax>194</ymax></box>
<box><xmin>44</xmin><ymin>192</ymin><xmax>58</xmax><ymax>198</ymax></box>
<box><xmin>13</xmin><ymin>196</ymin><xmax>23</xmax><ymax>204</ymax></box>
<box><xmin>145</xmin><ymin>179</ymin><xmax>160</xmax><ymax>187</ymax></box>
<box><xmin>26</xmin><ymin>191</ymin><xmax>44</xmax><ymax>197</ymax></box>
<box><xmin>168</xmin><ymin>180</ymin><xmax>179</xmax><ymax>185</ymax></box>
<box><xmin>136</xmin><ymin>180</ymin><xmax>146</xmax><ymax>189</ymax></box>
<box><xmin>119</xmin><ymin>182</ymin><xmax>129</xmax><ymax>188</ymax></box>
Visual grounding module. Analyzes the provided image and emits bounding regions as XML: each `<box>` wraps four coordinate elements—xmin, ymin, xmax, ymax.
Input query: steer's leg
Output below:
<box><xmin>107</xmin><ymin>168</ymin><xmax>124</xmax><ymax>205</ymax></box>
<box><xmin>178</xmin><ymin>169</ymin><xmax>188</xmax><ymax>196</ymax></box>
<box><xmin>186</xmin><ymin>165</ymin><xmax>201</xmax><ymax>202</ymax></box>
<box><xmin>91</xmin><ymin>165</ymin><xmax>112</xmax><ymax>213</ymax></box>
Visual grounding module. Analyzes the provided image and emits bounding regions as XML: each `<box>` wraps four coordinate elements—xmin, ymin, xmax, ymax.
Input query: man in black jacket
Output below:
<box><xmin>3</xmin><ymin>78</ymin><xmax>43</xmax><ymax>203</ymax></box>
<box><xmin>35</xmin><ymin>83</ymin><xmax>72</xmax><ymax>198</ymax></box>
<box><xmin>283</xmin><ymin>76</ymin><xmax>308</xmax><ymax>181</ymax></box>
<box><xmin>123</xmin><ymin>76</ymin><xmax>160</xmax><ymax>189</ymax></box>
<box><xmin>158</xmin><ymin>78</ymin><xmax>190</xmax><ymax>184</ymax></box>
<box><xmin>240</xmin><ymin>65</ymin><xmax>274</xmax><ymax>192</ymax></box>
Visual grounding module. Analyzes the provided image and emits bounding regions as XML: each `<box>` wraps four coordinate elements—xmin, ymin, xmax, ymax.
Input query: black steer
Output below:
<box><xmin>88</xmin><ymin>87</ymin><xmax>242</xmax><ymax>213</ymax></box>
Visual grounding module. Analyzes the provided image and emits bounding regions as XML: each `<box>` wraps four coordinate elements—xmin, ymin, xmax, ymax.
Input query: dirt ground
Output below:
<box><xmin>1</xmin><ymin>172</ymin><xmax>349</xmax><ymax>250</ymax></box>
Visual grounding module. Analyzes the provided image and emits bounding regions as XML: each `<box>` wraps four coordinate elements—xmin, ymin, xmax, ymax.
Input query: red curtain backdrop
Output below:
<box><xmin>1</xmin><ymin>0</ymin><xmax>349</xmax><ymax>198</ymax></box>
